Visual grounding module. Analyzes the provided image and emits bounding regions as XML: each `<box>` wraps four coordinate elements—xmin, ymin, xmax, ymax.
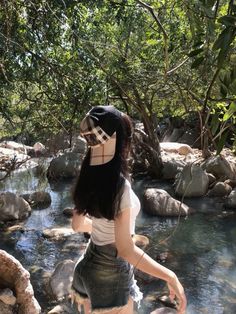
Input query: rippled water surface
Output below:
<box><xmin>1</xmin><ymin>167</ymin><xmax>236</xmax><ymax>314</ymax></box>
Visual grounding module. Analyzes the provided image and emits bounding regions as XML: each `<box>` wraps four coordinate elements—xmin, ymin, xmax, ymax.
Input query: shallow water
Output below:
<box><xmin>1</xmin><ymin>168</ymin><xmax>236</xmax><ymax>314</ymax></box>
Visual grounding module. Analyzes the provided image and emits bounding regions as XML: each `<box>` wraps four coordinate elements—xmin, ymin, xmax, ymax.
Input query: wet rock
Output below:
<box><xmin>49</xmin><ymin>260</ymin><xmax>75</xmax><ymax>299</ymax></box>
<box><xmin>224</xmin><ymin>179</ymin><xmax>236</xmax><ymax>189</ymax></box>
<box><xmin>225</xmin><ymin>188</ymin><xmax>236</xmax><ymax>209</ymax></box>
<box><xmin>63</xmin><ymin>207</ymin><xmax>74</xmax><ymax>217</ymax></box>
<box><xmin>201</xmin><ymin>155</ymin><xmax>236</xmax><ymax>180</ymax></box>
<box><xmin>143</xmin><ymin>189</ymin><xmax>190</xmax><ymax>216</ymax></box>
<box><xmin>21</xmin><ymin>191</ymin><xmax>51</xmax><ymax>209</ymax></box>
<box><xmin>0</xmin><ymin>192</ymin><xmax>31</xmax><ymax>222</ymax></box>
<box><xmin>174</xmin><ymin>164</ymin><xmax>209</xmax><ymax>197</ymax></box>
<box><xmin>47</xmin><ymin>152</ymin><xmax>83</xmax><ymax>180</ymax></box>
<box><xmin>0</xmin><ymin>288</ymin><xmax>16</xmax><ymax>305</ymax></box>
<box><xmin>0</xmin><ymin>250</ymin><xmax>41</xmax><ymax>314</ymax></box>
<box><xmin>208</xmin><ymin>182</ymin><xmax>232</xmax><ymax>197</ymax></box>
<box><xmin>43</xmin><ymin>227</ymin><xmax>74</xmax><ymax>240</ymax></box>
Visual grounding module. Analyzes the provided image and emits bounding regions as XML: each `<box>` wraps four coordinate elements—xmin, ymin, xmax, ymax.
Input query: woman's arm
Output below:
<box><xmin>115</xmin><ymin>208</ymin><xmax>187</xmax><ymax>314</ymax></box>
<box><xmin>71</xmin><ymin>209</ymin><xmax>92</xmax><ymax>233</ymax></box>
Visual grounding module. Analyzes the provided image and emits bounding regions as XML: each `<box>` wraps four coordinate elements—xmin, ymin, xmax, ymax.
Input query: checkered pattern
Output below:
<box><xmin>80</xmin><ymin>115</ymin><xmax>111</xmax><ymax>146</ymax></box>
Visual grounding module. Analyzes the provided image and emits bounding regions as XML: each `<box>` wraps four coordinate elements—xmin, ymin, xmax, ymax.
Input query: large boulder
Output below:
<box><xmin>47</xmin><ymin>152</ymin><xmax>83</xmax><ymax>180</ymax></box>
<box><xmin>162</xmin><ymin>159</ymin><xmax>186</xmax><ymax>180</ymax></box>
<box><xmin>201</xmin><ymin>155</ymin><xmax>236</xmax><ymax>180</ymax></box>
<box><xmin>0</xmin><ymin>250</ymin><xmax>41</xmax><ymax>314</ymax></box>
<box><xmin>174</xmin><ymin>164</ymin><xmax>209</xmax><ymax>197</ymax></box>
<box><xmin>71</xmin><ymin>136</ymin><xmax>87</xmax><ymax>154</ymax></box>
<box><xmin>0</xmin><ymin>192</ymin><xmax>31</xmax><ymax>222</ymax></box>
<box><xmin>0</xmin><ymin>141</ymin><xmax>30</xmax><ymax>154</ymax></box>
<box><xmin>143</xmin><ymin>188</ymin><xmax>191</xmax><ymax>216</ymax></box>
<box><xmin>49</xmin><ymin>260</ymin><xmax>75</xmax><ymax>300</ymax></box>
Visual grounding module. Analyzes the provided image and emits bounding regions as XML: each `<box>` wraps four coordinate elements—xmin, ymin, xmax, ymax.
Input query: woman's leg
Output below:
<box><xmin>76</xmin><ymin>298</ymin><xmax>91</xmax><ymax>314</ymax></box>
<box><xmin>92</xmin><ymin>297</ymin><xmax>134</xmax><ymax>314</ymax></box>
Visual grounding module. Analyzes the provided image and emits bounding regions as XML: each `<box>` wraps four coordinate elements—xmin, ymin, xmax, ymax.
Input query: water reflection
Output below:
<box><xmin>0</xmin><ymin>169</ymin><xmax>236</xmax><ymax>313</ymax></box>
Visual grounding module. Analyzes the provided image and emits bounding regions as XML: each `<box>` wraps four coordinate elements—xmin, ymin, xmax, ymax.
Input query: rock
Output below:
<box><xmin>0</xmin><ymin>141</ymin><xmax>29</xmax><ymax>154</ymax></box>
<box><xmin>0</xmin><ymin>301</ymin><xmax>14</xmax><ymax>314</ymax></box>
<box><xmin>132</xmin><ymin>234</ymin><xmax>149</xmax><ymax>249</ymax></box>
<box><xmin>143</xmin><ymin>189</ymin><xmax>190</xmax><ymax>216</ymax></box>
<box><xmin>0</xmin><ymin>192</ymin><xmax>31</xmax><ymax>222</ymax></box>
<box><xmin>224</xmin><ymin>179</ymin><xmax>236</xmax><ymax>189</ymax></box>
<box><xmin>0</xmin><ymin>250</ymin><xmax>41</xmax><ymax>314</ymax></box>
<box><xmin>71</xmin><ymin>136</ymin><xmax>87</xmax><ymax>154</ymax></box>
<box><xmin>150</xmin><ymin>307</ymin><xmax>177</xmax><ymax>314</ymax></box>
<box><xmin>63</xmin><ymin>207</ymin><xmax>74</xmax><ymax>217</ymax></box>
<box><xmin>207</xmin><ymin>173</ymin><xmax>216</xmax><ymax>185</ymax></box>
<box><xmin>0</xmin><ymin>288</ymin><xmax>16</xmax><ymax>305</ymax></box>
<box><xmin>49</xmin><ymin>260</ymin><xmax>75</xmax><ymax>299</ymax></box>
<box><xmin>225</xmin><ymin>188</ymin><xmax>236</xmax><ymax>209</ymax></box>
<box><xmin>21</xmin><ymin>191</ymin><xmax>51</xmax><ymax>209</ymax></box>
<box><xmin>43</xmin><ymin>227</ymin><xmax>74</xmax><ymax>240</ymax></box>
<box><xmin>201</xmin><ymin>155</ymin><xmax>236</xmax><ymax>180</ymax></box>
<box><xmin>208</xmin><ymin>182</ymin><xmax>232</xmax><ymax>197</ymax></box>
<box><xmin>48</xmin><ymin>304</ymin><xmax>75</xmax><ymax>314</ymax></box>
<box><xmin>160</xmin><ymin>142</ymin><xmax>194</xmax><ymax>155</ymax></box>
<box><xmin>174</xmin><ymin>164</ymin><xmax>209</xmax><ymax>197</ymax></box>
<box><xmin>47</xmin><ymin>152</ymin><xmax>83</xmax><ymax>180</ymax></box>
<box><xmin>162</xmin><ymin>159</ymin><xmax>186</xmax><ymax>180</ymax></box>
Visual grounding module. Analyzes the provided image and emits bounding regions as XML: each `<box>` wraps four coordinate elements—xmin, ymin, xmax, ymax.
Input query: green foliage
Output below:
<box><xmin>0</xmin><ymin>0</ymin><xmax>235</xmax><ymax>155</ymax></box>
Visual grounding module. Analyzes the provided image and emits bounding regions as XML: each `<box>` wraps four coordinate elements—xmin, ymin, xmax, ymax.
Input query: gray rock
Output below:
<box><xmin>0</xmin><ymin>192</ymin><xmax>31</xmax><ymax>222</ymax></box>
<box><xmin>43</xmin><ymin>227</ymin><xmax>74</xmax><ymax>240</ymax></box>
<box><xmin>21</xmin><ymin>191</ymin><xmax>51</xmax><ymax>209</ymax></box>
<box><xmin>47</xmin><ymin>152</ymin><xmax>82</xmax><ymax>180</ymax></box>
<box><xmin>225</xmin><ymin>188</ymin><xmax>236</xmax><ymax>209</ymax></box>
<box><xmin>49</xmin><ymin>260</ymin><xmax>75</xmax><ymax>299</ymax></box>
<box><xmin>143</xmin><ymin>188</ymin><xmax>190</xmax><ymax>216</ymax></box>
<box><xmin>202</xmin><ymin>155</ymin><xmax>236</xmax><ymax>180</ymax></box>
<box><xmin>174</xmin><ymin>164</ymin><xmax>209</xmax><ymax>197</ymax></box>
<box><xmin>208</xmin><ymin>182</ymin><xmax>232</xmax><ymax>197</ymax></box>
<box><xmin>162</xmin><ymin>159</ymin><xmax>186</xmax><ymax>180</ymax></box>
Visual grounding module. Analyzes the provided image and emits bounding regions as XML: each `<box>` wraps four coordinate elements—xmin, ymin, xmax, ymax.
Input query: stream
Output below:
<box><xmin>0</xmin><ymin>164</ymin><xmax>236</xmax><ymax>314</ymax></box>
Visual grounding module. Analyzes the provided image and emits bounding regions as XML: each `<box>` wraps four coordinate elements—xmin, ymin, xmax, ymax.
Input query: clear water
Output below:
<box><xmin>0</xmin><ymin>168</ymin><xmax>236</xmax><ymax>314</ymax></box>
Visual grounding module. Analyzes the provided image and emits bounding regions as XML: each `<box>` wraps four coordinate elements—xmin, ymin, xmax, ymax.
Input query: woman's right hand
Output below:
<box><xmin>167</xmin><ymin>274</ymin><xmax>187</xmax><ymax>314</ymax></box>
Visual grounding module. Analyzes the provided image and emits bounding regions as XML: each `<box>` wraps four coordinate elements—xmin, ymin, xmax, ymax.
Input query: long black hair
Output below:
<box><xmin>73</xmin><ymin>111</ymin><xmax>132</xmax><ymax>220</ymax></box>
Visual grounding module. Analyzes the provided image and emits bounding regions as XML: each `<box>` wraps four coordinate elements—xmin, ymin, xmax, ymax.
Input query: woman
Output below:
<box><xmin>71</xmin><ymin>105</ymin><xmax>187</xmax><ymax>314</ymax></box>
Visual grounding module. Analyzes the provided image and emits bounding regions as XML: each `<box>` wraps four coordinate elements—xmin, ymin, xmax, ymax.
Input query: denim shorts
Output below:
<box><xmin>71</xmin><ymin>241</ymin><xmax>143</xmax><ymax>312</ymax></box>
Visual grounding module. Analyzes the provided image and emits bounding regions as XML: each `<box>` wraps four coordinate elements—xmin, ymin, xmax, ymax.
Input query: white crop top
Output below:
<box><xmin>91</xmin><ymin>179</ymin><xmax>140</xmax><ymax>245</ymax></box>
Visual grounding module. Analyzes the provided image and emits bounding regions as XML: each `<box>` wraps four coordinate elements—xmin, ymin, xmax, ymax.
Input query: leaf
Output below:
<box><xmin>222</xmin><ymin>102</ymin><xmax>236</xmax><ymax>121</ymax></box>
<box><xmin>218</xmin><ymin>15</ymin><xmax>236</xmax><ymax>27</ymax></box>
<box><xmin>210</xmin><ymin>113</ymin><xmax>220</xmax><ymax>136</ymax></box>
<box><xmin>191</xmin><ymin>56</ymin><xmax>204</xmax><ymax>68</ymax></box>
<box><xmin>188</xmin><ymin>48</ymin><xmax>204</xmax><ymax>57</ymax></box>
<box><xmin>212</xmin><ymin>28</ymin><xmax>232</xmax><ymax>51</ymax></box>
<box><xmin>220</xmin><ymin>84</ymin><xmax>228</xmax><ymax>97</ymax></box>
<box><xmin>216</xmin><ymin>130</ymin><xmax>229</xmax><ymax>155</ymax></box>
